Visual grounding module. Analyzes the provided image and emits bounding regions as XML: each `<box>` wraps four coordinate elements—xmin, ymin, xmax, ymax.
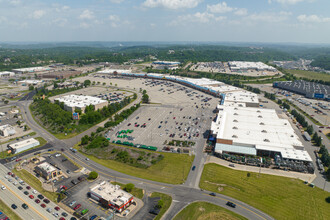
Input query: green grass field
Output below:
<box><xmin>150</xmin><ymin>192</ymin><xmax>172</xmax><ymax>220</ymax></box>
<box><xmin>0</xmin><ymin>199</ymin><xmax>22</xmax><ymax>220</ymax></box>
<box><xmin>173</xmin><ymin>201</ymin><xmax>247</xmax><ymax>220</ymax></box>
<box><xmin>200</xmin><ymin>163</ymin><xmax>330</xmax><ymax>220</ymax></box>
<box><xmin>285</xmin><ymin>69</ymin><xmax>330</xmax><ymax>81</ymax></box>
<box><xmin>12</xmin><ymin>169</ymin><xmax>58</xmax><ymax>202</ymax></box>
<box><xmin>76</xmin><ymin>144</ymin><xmax>194</xmax><ymax>184</ymax></box>
<box><xmin>111</xmin><ymin>182</ymin><xmax>144</xmax><ymax>199</ymax></box>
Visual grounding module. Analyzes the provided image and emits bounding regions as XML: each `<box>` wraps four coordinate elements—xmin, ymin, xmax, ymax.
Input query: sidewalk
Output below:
<box><xmin>206</xmin><ymin>156</ymin><xmax>316</xmax><ymax>183</ymax></box>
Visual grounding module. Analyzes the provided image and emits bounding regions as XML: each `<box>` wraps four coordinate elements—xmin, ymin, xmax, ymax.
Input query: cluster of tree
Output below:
<box><xmin>281</xmin><ymin>102</ymin><xmax>290</xmax><ymax>110</ymax></box>
<box><xmin>245</xmin><ymin>86</ymin><xmax>261</xmax><ymax>94</ymax></box>
<box><xmin>310</xmin><ymin>55</ymin><xmax>330</xmax><ymax>71</ymax></box>
<box><xmin>264</xmin><ymin>92</ymin><xmax>276</xmax><ymax>100</ymax></box>
<box><xmin>82</xmin><ymin>134</ymin><xmax>109</xmax><ymax>149</ymax></box>
<box><xmin>124</xmin><ymin>183</ymin><xmax>135</xmax><ymax>192</ymax></box>
<box><xmin>88</xmin><ymin>171</ymin><xmax>99</xmax><ymax>180</ymax></box>
<box><xmin>142</xmin><ymin>90</ymin><xmax>149</xmax><ymax>103</ymax></box>
<box><xmin>104</xmin><ymin>103</ymin><xmax>140</xmax><ymax>128</ymax></box>
<box><xmin>31</xmin><ymin>98</ymin><xmax>73</xmax><ymax>128</ymax></box>
<box><xmin>312</xmin><ymin>132</ymin><xmax>323</xmax><ymax>147</ymax></box>
<box><xmin>79</xmin><ymin>97</ymin><xmax>132</xmax><ymax>125</ymax></box>
<box><xmin>291</xmin><ymin>109</ymin><xmax>308</xmax><ymax>127</ymax></box>
<box><xmin>37</xmin><ymin>85</ymin><xmax>83</xmax><ymax>97</ymax></box>
<box><xmin>319</xmin><ymin>145</ymin><xmax>330</xmax><ymax>167</ymax></box>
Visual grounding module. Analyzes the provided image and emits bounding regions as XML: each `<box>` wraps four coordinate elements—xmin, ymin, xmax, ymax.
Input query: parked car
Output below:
<box><xmin>22</xmin><ymin>203</ymin><xmax>29</xmax><ymax>209</ymax></box>
<box><xmin>46</xmin><ymin>208</ymin><xmax>52</xmax><ymax>213</ymax></box>
<box><xmin>11</xmin><ymin>204</ymin><xmax>17</xmax><ymax>209</ymax></box>
<box><xmin>29</xmin><ymin>195</ymin><xmax>34</xmax><ymax>199</ymax></box>
<box><xmin>43</xmin><ymin>199</ymin><xmax>50</xmax><ymax>204</ymax></box>
<box><xmin>24</xmin><ymin>191</ymin><xmax>29</xmax><ymax>195</ymax></box>
<box><xmin>73</xmin><ymin>204</ymin><xmax>81</xmax><ymax>210</ymax></box>
<box><xmin>26</xmin><ymin>186</ymin><xmax>31</xmax><ymax>190</ymax></box>
<box><xmin>38</xmin><ymin>194</ymin><xmax>44</xmax><ymax>199</ymax></box>
<box><xmin>41</xmin><ymin>204</ymin><xmax>46</xmax><ymax>208</ymax></box>
<box><xmin>69</xmin><ymin>201</ymin><xmax>76</xmax><ymax>207</ymax></box>
<box><xmin>35</xmin><ymin>199</ymin><xmax>40</xmax><ymax>203</ymax></box>
<box><xmin>55</xmin><ymin>206</ymin><xmax>60</xmax><ymax>211</ymax></box>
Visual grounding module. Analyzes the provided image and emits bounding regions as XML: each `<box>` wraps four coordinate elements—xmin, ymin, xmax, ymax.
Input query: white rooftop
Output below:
<box><xmin>90</xmin><ymin>181</ymin><xmax>133</xmax><ymax>207</ymax></box>
<box><xmin>223</xmin><ymin>90</ymin><xmax>259</xmax><ymax>105</ymax></box>
<box><xmin>12</xmin><ymin>66</ymin><xmax>51</xmax><ymax>72</ymax></box>
<box><xmin>211</xmin><ymin>106</ymin><xmax>312</xmax><ymax>161</ymax></box>
<box><xmin>228</xmin><ymin>61</ymin><xmax>277</xmax><ymax>71</ymax></box>
<box><xmin>55</xmin><ymin>95</ymin><xmax>107</xmax><ymax>108</ymax></box>
<box><xmin>98</xmin><ymin>69</ymin><xmax>131</xmax><ymax>74</ymax></box>
<box><xmin>37</xmin><ymin>162</ymin><xmax>56</xmax><ymax>173</ymax></box>
<box><xmin>8</xmin><ymin>138</ymin><xmax>39</xmax><ymax>150</ymax></box>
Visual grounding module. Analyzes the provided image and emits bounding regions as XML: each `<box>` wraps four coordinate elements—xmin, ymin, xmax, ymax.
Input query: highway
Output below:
<box><xmin>2</xmin><ymin>91</ymin><xmax>275</xmax><ymax>220</ymax></box>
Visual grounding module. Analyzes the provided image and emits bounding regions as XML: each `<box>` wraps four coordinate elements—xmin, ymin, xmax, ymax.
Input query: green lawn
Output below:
<box><xmin>76</xmin><ymin>144</ymin><xmax>194</xmax><ymax>184</ymax></box>
<box><xmin>150</xmin><ymin>192</ymin><xmax>172</xmax><ymax>220</ymax></box>
<box><xmin>285</xmin><ymin>69</ymin><xmax>330</xmax><ymax>82</ymax></box>
<box><xmin>200</xmin><ymin>163</ymin><xmax>330</xmax><ymax>220</ymax></box>
<box><xmin>174</xmin><ymin>201</ymin><xmax>246</xmax><ymax>220</ymax></box>
<box><xmin>0</xmin><ymin>199</ymin><xmax>22</xmax><ymax>220</ymax></box>
<box><xmin>12</xmin><ymin>169</ymin><xmax>58</xmax><ymax>202</ymax></box>
<box><xmin>0</xmin><ymin>136</ymin><xmax>47</xmax><ymax>159</ymax></box>
<box><xmin>111</xmin><ymin>182</ymin><xmax>144</xmax><ymax>199</ymax></box>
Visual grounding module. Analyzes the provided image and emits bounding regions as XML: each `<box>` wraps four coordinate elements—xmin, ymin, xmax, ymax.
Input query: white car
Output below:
<box><xmin>53</xmin><ymin>213</ymin><xmax>59</xmax><ymax>217</ymax></box>
<box><xmin>1</xmin><ymin>185</ymin><xmax>6</xmax><ymax>190</ymax></box>
<box><xmin>13</xmin><ymin>182</ymin><xmax>17</xmax><ymax>185</ymax></box>
<box><xmin>4</xmin><ymin>175</ymin><xmax>9</xmax><ymax>179</ymax></box>
<box><xmin>32</xmin><ymin>190</ymin><xmax>37</xmax><ymax>194</ymax></box>
<box><xmin>55</xmin><ymin>154</ymin><xmax>61</xmax><ymax>157</ymax></box>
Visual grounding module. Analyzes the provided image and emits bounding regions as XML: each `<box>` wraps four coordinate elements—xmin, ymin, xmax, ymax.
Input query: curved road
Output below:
<box><xmin>5</xmin><ymin>93</ymin><xmax>274</xmax><ymax>220</ymax></box>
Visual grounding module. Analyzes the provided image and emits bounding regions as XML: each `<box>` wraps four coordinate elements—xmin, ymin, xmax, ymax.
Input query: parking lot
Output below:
<box><xmin>99</xmin><ymin>78</ymin><xmax>219</xmax><ymax>151</ymax></box>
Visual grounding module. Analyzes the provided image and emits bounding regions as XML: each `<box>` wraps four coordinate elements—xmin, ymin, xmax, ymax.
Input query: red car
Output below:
<box><xmin>29</xmin><ymin>195</ymin><xmax>34</xmax><ymax>199</ymax></box>
<box><xmin>43</xmin><ymin>199</ymin><xmax>50</xmax><ymax>204</ymax></box>
<box><xmin>7</xmin><ymin>172</ymin><xmax>12</xmax><ymax>175</ymax></box>
<box><xmin>73</xmin><ymin>204</ymin><xmax>81</xmax><ymax>210</ymax></box>
<box><xmin>26</xmin><ymin>186</ymin><xmax>31</xmax><ymax>190</ymax></box>
<box><xmin>11</xmin><ymin>173</ymin><xmax>15</xmax><ymax>177</ymax></box>
<box><xmin>35</xmin><ymin>199</ymin><xmax>40</xmax><ymax>203</ymax></box>
<box><xmin>55</xmin><ymin>206</ymin><xmax>60</xmax><ymax>211</ymax></box>
<box><xmin>41</xmin><ymin>203</ymin><xmax>46</xmax><ymax>208</ymax></box>
<box><xmin>59</xmin><ymin>218</ymin><xmax>65</xmax><ymax>220</ymax></box>
<box><xmin>15</xmin><ymin>158</ymin><xmax>22</xmax><ymax>162</ymax></box>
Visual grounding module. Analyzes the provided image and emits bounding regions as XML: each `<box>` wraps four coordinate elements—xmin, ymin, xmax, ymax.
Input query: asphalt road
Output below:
<box><xmin>4</xmin><ymin>92</ymin><xmax>275</xmax><ymax>220</ymax></box>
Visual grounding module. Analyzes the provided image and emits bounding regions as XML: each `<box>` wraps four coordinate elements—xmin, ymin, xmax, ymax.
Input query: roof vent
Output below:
<box><xmin>233</xmin><ymin>126</ymin><xmax>238</xmax><ymax>129</ymax></box>
<box><xmin>233</xmin><ymin>120</ymin><xmax>238</xmax><ymax>123</ymax></box>
<box><xmin>261</xmin><ymin>130</ymin><xmax>267</xmax><ymax>133</ymax></box>
<box><xmin>234</xmin><ymin>113</ymin><xmax>238</xmax><ymax>115</ymax></box>
<box><xmin>232</xmin><ymin>135</ymin><xmax>238</xmax><ymax>138</ymax></box>
<box><xmin>258</xmin><ymin>115</ymin><xmax>263</xmax><ymax>118</ymax></box>
<box><xmin>259</xmin><ymin>122</ymin><xmax>265</xmax><ymax>125</ymax></box>
<box><xmin>263</xmin><ymin>139</ymin><xmax>270</xmax><ymax>142</ymax></box>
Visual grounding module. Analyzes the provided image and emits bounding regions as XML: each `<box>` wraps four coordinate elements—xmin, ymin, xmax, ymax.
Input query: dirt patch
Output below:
<box><xmin>199</xmin><ymin>207</ymin><xmax>205</xmax><ymax>212</ymax></box>
<box><xmin>204</xmin><ymin>180</ymin><xmax>240</xmax><ymax>191</ymax></box>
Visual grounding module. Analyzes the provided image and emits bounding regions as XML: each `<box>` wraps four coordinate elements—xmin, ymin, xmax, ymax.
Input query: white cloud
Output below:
<box><xmin>79</xmin><ymin>10</ymin><xmax>94</xmax><ymax>20</ymax></box>
<box><xmin>269</xmin><ymin>0</ymin><xmax>315</xmax><ymax>4</ymax></box>
<box><xmin>55</xmin><ymin>5</ymin><xmax>70</xmax><ymax>13</ymax></box>
<box><xmin>207</xmin><ymin>2</ymin><xmax>233</xmax><ymax>14</ymax></box>
<box><xmin>79</xmin><ymin>22</ymin><xmax>90</xmax><ymax>28</ymax></box>
<box><xmin>109</xmin><ymin>15</ymin><xmax>120</xmax><ymax>22</ymax></box>
<box><xmin>108</xmin><ymin>15</ymin><xmax>120</xmax><ymax>27</ymax></box>
<box><xmin>8</xmin><ymin>0</ymin><xmax>21</xmax><ymax>6</ymax></box>
<box><xmin>31</xmin><ymin>10</ymin><xmax>46</xmax><ymax>19</ymax></box>
<box><xmin>110</xmin><ymin>0</ymin><xmax>124</xmax><ymax>3</ymax></box>
<box><xmin>142</xmin><ymin>0</ymin><xmax>202</xmax><ymax>10</ymax></box>
<box><xmin>0</xmin><ymin>16</ymin><xmax>7</xmax><ymax>24</ymax></box>
<box><xmin>52</xmin><ymin>18</ymin><xmax>68</xmax><ymax>27</ymax></box>
<box><xmin>297</xmin><ymin>14</ymin><xmax>330</xmax><ymax>23</ymax></box>
<box><xmin>246</xmin><ymin>11</ymin><xmax>291</xmax><ymax>23</ymax></box>
<box><xmin>234</xmin><ymin>8</ymin><xmax>248</xmax><ymax>16</ymax></box>
<box><xmin>170</xmin><ymin>12</ymin><xmax>226</xmax><ymax>25</ymax></box>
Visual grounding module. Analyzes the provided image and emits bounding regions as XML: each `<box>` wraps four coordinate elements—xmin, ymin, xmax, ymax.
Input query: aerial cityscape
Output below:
<box><xmin>0</xmin><ymin>0</ymin><xmax>329</xmax><ymax>220</ymax></box>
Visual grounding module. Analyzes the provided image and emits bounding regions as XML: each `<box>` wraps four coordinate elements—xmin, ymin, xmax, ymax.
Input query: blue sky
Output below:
<box><xmin>0</xmin><ymin>0</ymin><xmax>330</xmax><ymax>43</ymax></box>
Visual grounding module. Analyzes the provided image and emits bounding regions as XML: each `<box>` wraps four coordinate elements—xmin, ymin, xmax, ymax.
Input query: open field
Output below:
<box><xmin>0</xmin><ymin>199</ymin><xmax>22</xmax><ymax>220</ymax></box>
<box><xmin>200</xmin><ymin>163</ymin><xmax>330</xmax><ymax>220</ymax></box>
<box><xmin>76</xmin><ymin>144</ymin><xmax>194</xmax><ymax>184</ymax></box>
<box><xmin>150</xmin><ymin>192</ymin><xmax>172</xmax><ymax>220</ymax></box>
<box><xmin>111</xmin><ymin>182</ymin><xmax>144</xmax><ymax>199</ymax></box>
<box><xmin>12</xmin><ymin>168</ymin><xmax>58</xmax><ymax>202</ymax></box>
<box><xmin>173</xmin><ymin>201</ymin><xmax>246</xmax><ymax>220</ymax></box>
<box><xmin>285</xmin><ymin>69</ymin><xmax>330</xmax><ymax>81</ymax></box>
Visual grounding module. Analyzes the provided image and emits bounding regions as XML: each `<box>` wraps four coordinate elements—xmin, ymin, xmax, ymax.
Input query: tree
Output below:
<box><xmin>156</xmin><ymin>199</ymin><xmax>164</xmax><ymax>209</ymax></box>
<box><xmin>124</xmin><ymin>183</ymin><xmax>135</xmax><ymax>192</ymax></box>
<box><xmin>29</xmin><ymin>85</ymin><xmax>34</xmax><ymax>91</ymax></box>
<box><xmin>88</xmin><ymin>171</ymin><xmax>98</xmax><ymax>180</ymax></box>
<box><xmin>142</xmin><ymin>94</ymin><xmax>149</xmax><ymax>103</ymax></box>
<box><xmin>17</xmin><ymin>120</ymin><xmax>21</xmax><ymax>126</ymax></box>
<box><xmin>83</xmin><ymin>80</ymin><xmax>91</xmax><ymax>87</ymax></box>
<box><xmin>306</xmin><ymin>125</ymin><xmax>314</xmax><ymax>135</ymax></box>
<box><xmin>4</xmin><ymin>100</ymin><xmax>9</xmax><ymax>104</ymax></box>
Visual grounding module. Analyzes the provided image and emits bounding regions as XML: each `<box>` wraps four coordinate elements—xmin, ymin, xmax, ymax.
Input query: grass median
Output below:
<box><xmin>174</xmin><ymin>201</ymin><xmax>246</xmax><ymax>220</ymax></box>
<box><xmin>200</xmin><ymin>163</ymin><xmax>330</xmax><ymax>220</ymax></box>
<box><xmin>12</xmin><ymin>169</ymin><xmax>58</xmax><ymax>202</ymax></box>
<box><xmin>0</xmin><ymin>199</ymin><xmax>22</xmax><ymax>220</ymax></box>
<box><xmin>76</xmin><ymin>144</ymin><xmax>194</xmax><ymax>184</ymax></box>
<box><xmin>150</xmin><ymin>192</ymin><xmax>172</xmax><ymax>220</ymax></box>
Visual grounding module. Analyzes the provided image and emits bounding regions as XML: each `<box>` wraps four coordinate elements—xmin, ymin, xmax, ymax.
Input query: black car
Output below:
<box><xmin>38</xmin><ymin>194</ymin><xmax>44</xmax><ymax>199</ymax></box>
<box><xmin>70</xmin><ymin>217</ymin><xmax>77</xmax><ymax>220</ymax></box>
<box><xmin>24</xmin><ymin>191</ymin><xmax>29</xmax><ymax>195</ymax></box>
<box><xmin>71</xmin><ymin>180</ymin><xmax>78</xmax><ymax>185</ymax></box>
<box><xmin>192</xmin><ymin>166</ymin><xmax>196</xmax><ymax>171</ymax></box>
<box><xmin>22</xmin><ymin>203</ymin><xmax>29</xmax><ymax>209</ymax></box>
<box><xmin>62</xmin><ymin>212</ymin><xmax>68</xmax><ymax>217</ymax></box>
<box><xmin>43</xmin><ymin>199</ymin><xmax>50</xmax><ymax>204</ymax></box>
<box><xmin>18</xmin><ymin>186</ymin><xmax>23</xmax><ymax>190</ymax></box>
<box><xmin>226</xmin><ymin>201</ymin><xmax>236</xmax><ymax>208</ymax></box>
<box><xmin>11</xmin><ymin>204</ymin><xmax>17</xmax><ymax>209</ymax></box>
<box><xmin>209</xmin><ymin>193</ymin><xmax>216</xmax><ymax>196</ymax></box>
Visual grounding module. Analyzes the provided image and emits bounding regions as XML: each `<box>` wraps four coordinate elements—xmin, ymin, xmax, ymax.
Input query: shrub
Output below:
<box><xmin>88</xmin><ymin>171</ymin><xmax>98</xmax><ymax>180</ymax></box>
<box><xmin>124</xmin><ymin>183</ymin><xmax>135</xmax><ymax>192</ymax></box>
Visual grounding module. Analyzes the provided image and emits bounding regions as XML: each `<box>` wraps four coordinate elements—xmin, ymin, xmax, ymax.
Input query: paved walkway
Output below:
<box><xmin>206</xmin><ymin>156</ymin><xmax>316</xmax><ymax>183</ymax></box>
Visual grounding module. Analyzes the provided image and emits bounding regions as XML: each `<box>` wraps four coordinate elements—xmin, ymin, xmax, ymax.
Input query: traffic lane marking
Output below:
<box><xmin>202</xmin><ymin>193</ymin><xmax>267</xmax><ymax>220</ymax></box>
<box><xmin>0</xmin><ymin>179</ymin><xmax>48</xmax><ymax>220</ymax></box>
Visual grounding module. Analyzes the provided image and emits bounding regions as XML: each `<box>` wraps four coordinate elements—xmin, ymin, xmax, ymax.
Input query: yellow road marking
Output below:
<box><xmin>202</xmin><ymin>193</ymin><xmax>267</xmax><ymax>220</ymax></box>
<box><xmin>0</xmin><ymin>179</ymin><xmax>48</xmax><ymax>220</ymax></box>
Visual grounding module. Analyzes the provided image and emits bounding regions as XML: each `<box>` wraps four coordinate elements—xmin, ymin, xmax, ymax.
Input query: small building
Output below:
<box><xmin>0</xmin><ymin>71</ymin><xmax>15</xmax><ymax>78</ymax></box>
<box><xmin>54</xmin><ymin>95</ymin><xmax>108</xmax><ymax>113</ymax></box>
<box><xmin>89</xmin><ymin>181</ymin><xmax>134</xmax><ymax>213</ymax></box>
<box><xmin>0</xmin><ymin>124</ymin><xmax>16</xmax><ymax>137</ymax></box>
<box><xmin>35</xmin><ymin>162</ymin><xmax>59</xmax><ymax>180</ymax></box>
<box><xmin>8</xmin><ymin>138</ymin><xmax>40</xmax><ymax>154</ymax></box>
